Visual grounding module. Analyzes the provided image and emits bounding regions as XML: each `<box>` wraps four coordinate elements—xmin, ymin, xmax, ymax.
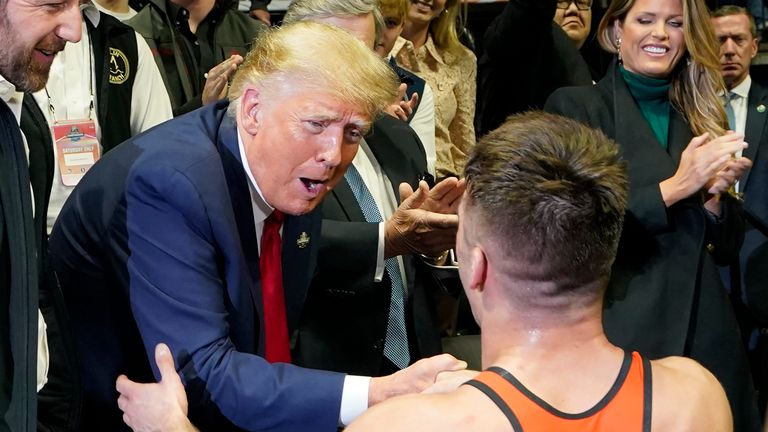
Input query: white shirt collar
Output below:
<box><xmin>237</xmin><ymin>127</ymin><xmax>273</xmax><ymax>224</ymax></box>
<box><xmin>0</xmin><ymin>73</ymin><xmax>24</xmax><ymax>125</ymax></box>
<box><xmin>82</xmin><ymin>1</ymin><xmax>101</xmax><ymax>27</ymax></box>
<box><xmin>730</xmin><ymin>75</ymin><xmax>751</xmax><ymax>99</ymax></box>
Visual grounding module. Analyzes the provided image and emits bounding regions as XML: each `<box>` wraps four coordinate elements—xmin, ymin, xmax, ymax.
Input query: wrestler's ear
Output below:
<box><xmin>468</xmin><ymin>246</ymin><xmax>487</xmax><ymax>293</ymax></box>
<box><xmin>239</xmin><ymin>86</ymin><xmax>262</xmax><ymax>136</ymax></box>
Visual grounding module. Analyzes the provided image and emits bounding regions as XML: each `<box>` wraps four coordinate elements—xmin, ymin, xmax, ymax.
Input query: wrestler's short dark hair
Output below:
<box><xmin>463</xmin><ymin>111</ymin><xmax>628</xmax><ymax>291</ymax></box>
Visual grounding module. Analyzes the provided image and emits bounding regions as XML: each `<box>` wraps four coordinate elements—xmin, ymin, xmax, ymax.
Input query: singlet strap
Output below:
<box><xmin>642</xmin><ymin>355</ymin><xmax>653</xmax><ymax>432</ymax></box>
<box><xmin>463</xmin><ymin>351</ymin><xmax>649</xmax><ymax>431</ymax></box>
<box><xmin>463</xmin><ymin>379</ymin><xmax>524</xmax><ymax>431</ymax></box>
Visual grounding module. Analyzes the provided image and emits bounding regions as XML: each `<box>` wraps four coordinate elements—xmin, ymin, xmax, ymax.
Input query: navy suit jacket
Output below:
<box><xmin>739</xmin><ymin>79</ymin><xmax>768</xmax><ymax>326</ymax></box>
<box><xmin>49</xmin><ymin>101</ymin><xmax>345</xmax><ymax>431</ymax></box>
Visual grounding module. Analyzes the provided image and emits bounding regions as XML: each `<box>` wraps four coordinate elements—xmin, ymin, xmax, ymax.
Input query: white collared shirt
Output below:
<box><xmin>0</xmin><ymin>73</ymin><xmax>49</xmax><ymax>393</ymax></box>
<box><xmin>91</xmin><ymin>0</ymin><xmax>137</xmax><ymax>21</ymax></box>
<box><xmin>728</xmin><ymin>75</ymin><xmax>751</xmax><ymax>192</ymax></box>
<box><xmin>729</xmin><ymin>75</ymin><xmax>751</xmax><ymax>141</ymax></box>
<box><xmin>387</xmin><ymin>55</ymin><xmax>436</xmax><ymax>177</ymax></box>
<box><xmin>352</xmin><ymin>139</ymin><xmax>408</xmax><ymax>290</ymax></box>
<box><xmin>33</xmin><ymin>3</ymin><xmax>173</xmax><ymax>233</ymax></box>
<box><xmin>236</xmin><ymin>130</ymin><xmax>371</xmax><ymax>426</ymax></box>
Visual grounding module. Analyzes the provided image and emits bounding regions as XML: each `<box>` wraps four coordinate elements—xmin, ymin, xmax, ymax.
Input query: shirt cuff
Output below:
<box><xmin>339</xmin><ymin>375</ymin><xmax>371</xmax><ymax>426</ymax></box>
<box><xmin>374</xmin><ymin>222</ymin><xmax>385</xmax><ymax>282</ymax></box>
<box><xmin>37</xmin><ymin>309</ymin><xmax>49</xmax><ymax>392</ymax></box>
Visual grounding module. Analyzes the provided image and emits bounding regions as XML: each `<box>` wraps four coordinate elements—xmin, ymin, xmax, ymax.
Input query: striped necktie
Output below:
<box><xmin>344</xmin><ymin>164</ymin><xmax>410</xmax><ymax>369</ymax></box>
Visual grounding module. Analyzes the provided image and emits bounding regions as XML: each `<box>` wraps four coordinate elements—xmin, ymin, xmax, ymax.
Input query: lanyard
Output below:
<box><xmin>44</xmin><ymin>34</ymin><xmax>95</xmax><ymax>122</ymax></box>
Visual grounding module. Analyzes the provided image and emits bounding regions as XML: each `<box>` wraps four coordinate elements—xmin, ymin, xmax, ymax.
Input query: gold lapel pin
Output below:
<box><xmin>758</xmin><ymin>104</ymin><xmax>766</xmax><ymax>113</ymax></box>
<box><xmin>296</xmin><ymin>232</ymin><xmax>310</xmax><ymax>249</ymax></box>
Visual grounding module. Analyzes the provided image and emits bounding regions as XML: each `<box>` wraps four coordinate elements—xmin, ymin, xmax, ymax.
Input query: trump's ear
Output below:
<box><xmin>238</xmin><ymin>86</ymin><xmax>262</xmax><ymax>136</ymax></box>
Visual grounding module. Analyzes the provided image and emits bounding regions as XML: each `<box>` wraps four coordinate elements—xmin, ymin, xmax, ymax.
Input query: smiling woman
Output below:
<box><xmin>545</xmin><ymin>0</ymin><xmax>763</xmax><ymax>429</ymax></box>
<box><xmin>394</xmin><ymin>0</ymin><xmax>477</xmax><ymax>180</ymax></box>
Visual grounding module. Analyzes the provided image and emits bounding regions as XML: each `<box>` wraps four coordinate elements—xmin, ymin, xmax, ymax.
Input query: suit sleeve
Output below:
<box><xmin>483</xmin><ymin>0</ymin><xmax>557</xmax><ymax>59</ymax></box>
<box><xmin>705</xmin><ymin>194</ymin><xmax>745</xmax><ymax>266</ymax></box>
<box><xmin>125</xmin><ymin>164</ymin><xmax>344</xmax><ymax>431</ymax></box>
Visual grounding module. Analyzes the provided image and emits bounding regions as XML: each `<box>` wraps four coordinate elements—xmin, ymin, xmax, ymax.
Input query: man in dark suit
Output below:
<box><xmin>712</xmin><ymin>5</ymin><xmax>768</xmax><ymax>417</ymax></box>
<box><xmin>281</xmin><ymin>0</ymin><xmax>463</xmax><ymax>377</ymax></box>
<box><xmin>476</xmin><ymin>0</ymin><xmax>594</xmax><ymax>136</ymax></box>
<box><xmin>49</xmin><ymin>22</ymin><xmax>465</xmax><ymax>431</ymax></box>
<box><xmin>0</xmin><ymin>1</ymin><xmax>82</xmax><ymax>430</ymax></box>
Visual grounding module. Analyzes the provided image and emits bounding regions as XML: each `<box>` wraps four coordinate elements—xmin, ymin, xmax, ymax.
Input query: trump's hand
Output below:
<box><xmin>384</xmin><ymin>179</ymin><xmax>464</xmax><ymax>258</ymax></box>
<box><xmin>116</xmin><ymin>343</ymin><xmax>197</xmax><ymax>432</ymax></box>
<box><xmin>421</xmin><ymin>369</ymin><xmax>480</xmax><ymax>394</ymax></box>
<box><xmin>367</xmin><ymin>354</ymin><xmax>468</xmax><ymax>406</ymax></box>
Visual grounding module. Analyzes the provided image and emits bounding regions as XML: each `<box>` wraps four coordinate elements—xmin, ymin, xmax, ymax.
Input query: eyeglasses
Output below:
<box><xmin>556</xmin><ymin>0</ymin><xmax>592</xmax><ymax>10</ymax></box>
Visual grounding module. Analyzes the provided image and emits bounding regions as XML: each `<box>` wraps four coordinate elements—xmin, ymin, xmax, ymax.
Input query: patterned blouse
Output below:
<box><xmin>392</xmin><ymin>35</ymin><xmax>477</xmax><ymax>179</ymax></box>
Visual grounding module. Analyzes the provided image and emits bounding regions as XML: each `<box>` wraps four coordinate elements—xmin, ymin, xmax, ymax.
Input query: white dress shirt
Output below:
<box><xmin>1</xmin><ymin>73</ymin><xmax>49</xmax><ymax>392</ymax></box>
<box><xmin>729</xmin><ymin>75</ymin><xmax>751</xmax><ymax>192</ymax></box>
<box><xmin>33</xmin><ymin>3</ymin><xmax>173</xmax><ymax>233</ymax></box>
<box><xmin>91</xmin><ymin>0</ymin><xmax>137</xmax><ymax>21</ymax></box>
<box><xmin>352</xmin><ymin>139</ymin><xmax>408</xmax><ymax>289</ymax></box>
<box><xmin>236</xmin><ymin>131</ymin><xmax>371</xmax><ymax>426</ymax></box>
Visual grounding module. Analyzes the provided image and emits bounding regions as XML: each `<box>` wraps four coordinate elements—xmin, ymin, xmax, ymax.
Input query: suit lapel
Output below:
<box><xmin>743</xmin><ymin>81</ymin><xmax>768</xmax><ymax>188</ymax></box>
<box><xmin>330</xmin><ymin>180</ymin><xmax>366</xmax><ymax>222</ymax></box>
<box><xmin>611</xmin><ymin>68</ymin><xmax>678</xmax><ymax>184</ymax></box>
<box><xmin>667</xmin><ymin>108</ymin><xmax>693</xmax><ymax>167</ymax></box>
<box><xmin>216</xmin><ymin>114</ymin><xmax>265</xmax><ymax>340</ymax></box>
<box><xmin>282</xmin><ymin>212</ymin><xmax>321</xmax><ymax>332</ymax></box>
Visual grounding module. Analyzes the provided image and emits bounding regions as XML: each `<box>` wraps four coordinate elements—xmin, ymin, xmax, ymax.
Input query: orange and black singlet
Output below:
<box><xmin>463</xmin><ymin>351</ymin><xmax>652</xmax><ymax>431</ymax></box>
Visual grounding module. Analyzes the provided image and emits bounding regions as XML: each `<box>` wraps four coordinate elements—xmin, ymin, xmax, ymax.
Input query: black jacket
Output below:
<box><xmin>545</xmin><ymin>64</ymin><xmax>761</xmax><ymax>432</ymax></box>
<box><xmin>476</xmin><ymin>0</ymin><xmax>592</xmax><ymax>136</ymax></box>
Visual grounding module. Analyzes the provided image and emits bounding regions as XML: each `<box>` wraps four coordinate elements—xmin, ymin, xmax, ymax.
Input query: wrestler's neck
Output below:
<box><xmin>479</xmin><ymin>297</ymin><xmax>618</xmax><ymax>372</ymax></box>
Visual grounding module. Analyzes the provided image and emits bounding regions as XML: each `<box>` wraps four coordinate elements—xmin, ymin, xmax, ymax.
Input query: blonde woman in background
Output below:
<box><xmin>546</xmin><ymin>0</ymin><xmax>760</xmax><ymax>429</ymax></box>
<box><xmin>393</xmin><ymin>0</ymin><xmax>476</xmax><ymax>179</ymax></box>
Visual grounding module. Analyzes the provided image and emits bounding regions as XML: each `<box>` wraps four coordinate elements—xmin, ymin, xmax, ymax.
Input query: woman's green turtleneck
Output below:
<box><xmin>619</xmin><ymin>65</ymin><xmax>672</xmax><ymax>149</ymax></box>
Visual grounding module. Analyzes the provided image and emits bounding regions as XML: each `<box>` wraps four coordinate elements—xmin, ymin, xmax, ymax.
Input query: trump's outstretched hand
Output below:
<box><xmin>367</xmin><ymin>353</ymin><xmax>468</xmax><ymax>406</ymax></box>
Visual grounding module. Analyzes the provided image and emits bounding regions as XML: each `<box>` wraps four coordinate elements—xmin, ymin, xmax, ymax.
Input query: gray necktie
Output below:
<box><xmin>725</xmin><ymin>91</ymin><xmax>737</xmax><ymax>130</ymax></box>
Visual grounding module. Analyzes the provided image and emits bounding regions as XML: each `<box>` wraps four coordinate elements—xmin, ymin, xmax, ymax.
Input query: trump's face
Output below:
<box><xmin>240</xmin><ymin>83</ymin><xmax>369</xmax><ymax>216</ymax></box>
<box><xmin>0</xmin><ymin>0</ymin><xmax>81</xmax><ymax>92</ymax></box>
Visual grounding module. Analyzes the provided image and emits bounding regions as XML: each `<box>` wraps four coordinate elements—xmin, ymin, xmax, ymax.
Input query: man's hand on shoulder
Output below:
<box><xmin>367</xmin><ymin>353</ymin><xmax>467</xmax><ymax>406</ymax></box>
<box><xmin>116</xmin><ymin>343</ymin><xmax>198</xmax><ymax>432</ymax></box>
<box><xmin>651</xmin><ymin>356</ymin><xmax>732</xmax><ymax>432</ymax></box>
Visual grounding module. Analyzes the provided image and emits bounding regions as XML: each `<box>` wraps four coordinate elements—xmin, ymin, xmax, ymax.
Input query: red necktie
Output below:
<box><xmin>260</xmin><ymin>210</ymin><xmax>291</xmax><ymax>363</ymax></box>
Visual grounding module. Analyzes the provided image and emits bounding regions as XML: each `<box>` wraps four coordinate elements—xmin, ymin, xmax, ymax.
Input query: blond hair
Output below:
<box><xmin>430</xmin><ymin>0</ymin><xmax>467</xmax><ymax>56</ymax></box>
<box><xmin>598</xmin><ymin>0</ymin><xmax>728</xmax><ymax>137</ymax></box>
<box><xmin>228</xmin><ymin>21</ymin><xmax>398</xmax><ymax>119</ymax></box>
<box><xmin>379</xmin><ymin>0</ymin><xmax>409</xmax><ymax>23</ymax></box>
